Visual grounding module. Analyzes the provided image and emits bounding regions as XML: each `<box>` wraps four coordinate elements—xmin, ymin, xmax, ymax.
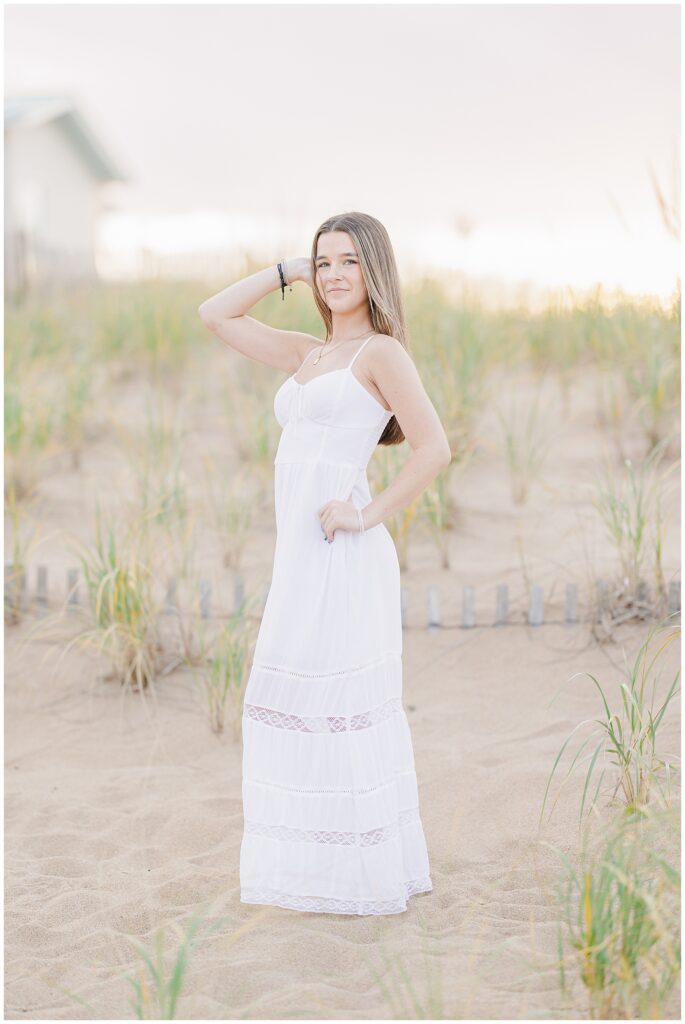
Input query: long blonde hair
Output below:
<box><xmin>310</xmin><ymin>211</ymin><xmax>408</xmax><ymax>446</ymax></box>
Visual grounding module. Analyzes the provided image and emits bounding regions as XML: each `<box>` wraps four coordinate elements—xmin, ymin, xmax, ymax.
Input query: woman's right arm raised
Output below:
<box><xmin>198</xmin><ymin>258</ymin><xmax>316</xmax><ymax>374</ymax></box>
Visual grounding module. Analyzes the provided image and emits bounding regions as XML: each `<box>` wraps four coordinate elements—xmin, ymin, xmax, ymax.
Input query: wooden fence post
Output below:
<box><xmin>462</xmin><ymin>586</ymin><xmax>475</xmax><ymax>628</ymax></box>
<box><xmin>668</xmin><ymin>580</ymin><xmax>680</xmax><ymax>618</ymax></box>
<box><xmin>234</xmin><ymin>572</ymin><xmax>245</xmax><ymax>613</ymax></box>
<box><xmin>36</xmin><ymin>565</ymin><xmax>48</xmax><ymax>616</ymax></box>
<box><xmin>528</xmin><ymin>584</ymin><xmax>543</xmax><ymax>626</ymax></box>
<box><xmin>495</xmin><ymin>584</ymin><xmax>508</xmax><ymax>625</ymax></box>
<box><xmin>199</xmin><ymin>578</ymin><xmax>211</xmax><ymax>619</ymax></box>
<box><xmin>164</xmin><ymin>575</ymin><xmax>178</xmax><ymax>615</ymax></box>
<box><xmin>427</xmin><ymin>586</ymin><xmax>441</xmax><ymax>631</ymax></box>
<box><xmin>595</xmin><ymin>578</ymin><xmax>609</xmax><ymax>622</ymax></box>
<box><xmin>67</xmin><ymin>568</ymin><xmax>80</xmax><ymax>609</ymax></box>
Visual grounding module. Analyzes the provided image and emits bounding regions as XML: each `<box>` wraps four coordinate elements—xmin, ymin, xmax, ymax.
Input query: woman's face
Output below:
<box><xmin>314</xmin><ymin>231</ymin><xmax>368</xmax><ymax>310</ymax></box>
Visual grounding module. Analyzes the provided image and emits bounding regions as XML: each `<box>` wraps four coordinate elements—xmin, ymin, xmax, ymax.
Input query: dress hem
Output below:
<box><xmin>240</xmin><ymin>877</ymin><xmax>433</xmax><ymax>917</ymax></box>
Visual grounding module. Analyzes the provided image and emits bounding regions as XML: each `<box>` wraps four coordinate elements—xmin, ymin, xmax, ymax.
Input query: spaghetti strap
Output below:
<box><xmin>348</xmin><ymin>333</ymin><xmax>376</xmax><ymax>370</ymax></box>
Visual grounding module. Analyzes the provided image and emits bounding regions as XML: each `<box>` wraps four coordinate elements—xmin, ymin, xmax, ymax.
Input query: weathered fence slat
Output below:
<box><xmin>234</xmin><ymin>573</ymin><xmax>245</xmax><ymax>612</ymax></box>
<box><xmin>67</xmin><ymin>568</ymin><xmax>80</xmax><ymax>609</ymax></box>
<box><xmin>668</xmin><ymin>579</ymin><xmax>680</xmax><ymax>616</ymax></box>
<box><xmin>199</xmin><ymin>578</ymin><xmax>211</xmax><ymax>619</ymax></box>
<box><xmin>36</xmin><ymin>565</ymin><xmax>48</xmax><ymax>615</ymax></box>
<box><xmin>427</xmin><ymin>586</ymin><xmax>440</xmax><ymax>631</ymax></box>
<box><xmin>462</xmin><ymin>586</ymin><xmax>475</xmax><ymax>628</ymax></box>
<box><xmin>495</xmin><ymin>584</ymin><xmax>508</xmax><ymax>626</ymax></box>
<box><xmin>528</xmin><ymin>584</ymin><xmax>543</xmax><ymax>626</ymax></box>
<box><xmin>164</xmin><ymin>575</ymin><xmax>178</xmax><ymax>614</ymax></box>
<box><xmin>595</xmin><ymin>578</ymin><xmax>609</xmax><ymax>622</ymax></box>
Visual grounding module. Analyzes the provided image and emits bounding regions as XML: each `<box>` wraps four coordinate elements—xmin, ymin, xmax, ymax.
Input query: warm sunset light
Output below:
<box><xmin>6</xmin><ymin>4</ymin><xmax>679</xmax><ymax>308</ymax></box>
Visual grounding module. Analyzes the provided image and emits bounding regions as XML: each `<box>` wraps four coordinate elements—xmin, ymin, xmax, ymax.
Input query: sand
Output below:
<box><xmin>5</xmin><ymin>355</ymin><xmax>681</xmax><ymax>1019</ymax></box>
<box><xmin>5</xmin><ymin>616</ymin><xmax>680</xmax><ymax>1019</ymax></box>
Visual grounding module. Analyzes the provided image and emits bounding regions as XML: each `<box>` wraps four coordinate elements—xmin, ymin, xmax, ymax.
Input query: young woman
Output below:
<box><xmin>199</xmin><ymin>211</ymin><xmax>451</xmax><ymax>916</ymax></box>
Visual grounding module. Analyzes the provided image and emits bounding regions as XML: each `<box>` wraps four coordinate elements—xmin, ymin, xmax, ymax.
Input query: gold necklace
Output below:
<box><xmin>312</xmin><ymin>330</ymin><xmax>374</xmax><ymax>365</ymax></box>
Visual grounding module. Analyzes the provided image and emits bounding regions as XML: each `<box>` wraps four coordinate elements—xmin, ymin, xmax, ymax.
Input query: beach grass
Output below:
<box><xmin>541</xmin><ymin>622</ymin><xmax>680</xmax><ymax>826</ymax></box>
<box><xmin>589</xmin><ymin>440</ymin><xmax>677</xmax><ymax>636</ymax></box>
<box><xmin>545</xmin><ymin>804</ymin><xmax>680</xmax><ymax>1019</ymax></box>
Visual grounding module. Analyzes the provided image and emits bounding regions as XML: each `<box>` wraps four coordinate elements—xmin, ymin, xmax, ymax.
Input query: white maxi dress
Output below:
<box><xmin>239</xmin><ymin>333</ymin><xmax>433</xmax><ymax>915</ymax></box>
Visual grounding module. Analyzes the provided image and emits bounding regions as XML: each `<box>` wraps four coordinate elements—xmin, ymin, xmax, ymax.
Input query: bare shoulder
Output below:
<box><xmin>370</xmin><ymin>333</ymin><xmax>412</xmax><ymax>356</ymax></box>
<box><xmin>350</xmin><ymin>333</ymin><xmax>419</xmax><ymax>413</ymax></box>
<box><xmin>367</xmin><ymin>333</ymin><xmax>416</xmax><ymax>378</ymax></box>
<box><xmin>365</xmin><ymin>332</ymin><xmax>432</xmax><ymax>403</ymax></box>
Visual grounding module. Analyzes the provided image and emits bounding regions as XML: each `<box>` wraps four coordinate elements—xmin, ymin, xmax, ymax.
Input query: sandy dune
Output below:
<box><xmin>5</xmin><ymin>357</ymin><xmax>680</xmax><ymax>1018</ymax></box>
<box><xmin>5</xmin><ymin>610</ymin><xmax>680</xmax><ymax>1018</ymax></box>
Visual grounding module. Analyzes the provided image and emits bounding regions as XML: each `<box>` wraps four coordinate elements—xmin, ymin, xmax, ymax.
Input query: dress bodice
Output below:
<box><xmin>273</xmin><ymin>334</ymin><xmax>393</xmax><ymax>470</ymax></box>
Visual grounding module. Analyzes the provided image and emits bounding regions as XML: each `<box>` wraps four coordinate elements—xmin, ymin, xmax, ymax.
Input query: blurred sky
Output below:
<box><xmin>4</xmin><ymin>2</ymin><xmax>681</xmax><ymax>305</ymax></box>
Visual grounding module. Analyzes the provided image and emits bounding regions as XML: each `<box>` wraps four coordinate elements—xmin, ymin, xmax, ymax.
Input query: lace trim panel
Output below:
<box><xmin>241</xmin><ymin>877</ymin><xmax>433</xmax><ymax>916</ymax></box>
<box><xmin>243</xmin><ymin>695</ymin><xmax>402</xmax><ymax>733</ymax></box>
<box><xmin>244</xmin><ymin>806</ymin><xmax>421</xmax><ymax>847</ymax></box>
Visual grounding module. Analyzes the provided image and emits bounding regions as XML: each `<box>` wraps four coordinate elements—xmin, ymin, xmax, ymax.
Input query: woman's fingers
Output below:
<box><xmin>319</xmin><ymin>501</ymin><xmax>335</xmax><ymax>542</ymax></box>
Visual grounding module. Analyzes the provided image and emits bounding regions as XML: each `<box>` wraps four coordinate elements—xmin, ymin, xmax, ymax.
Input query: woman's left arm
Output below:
<box><xmin>361</xmin><ymin>336</ymin><xmax>451</xmax><ymax>531</ymax></box>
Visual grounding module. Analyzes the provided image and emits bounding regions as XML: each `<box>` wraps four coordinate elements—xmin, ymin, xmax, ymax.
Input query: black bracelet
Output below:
<box><xmin>277</xmin><ymin>260</ymin><xmax>292</xmax><ymax>301</ymax></box>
